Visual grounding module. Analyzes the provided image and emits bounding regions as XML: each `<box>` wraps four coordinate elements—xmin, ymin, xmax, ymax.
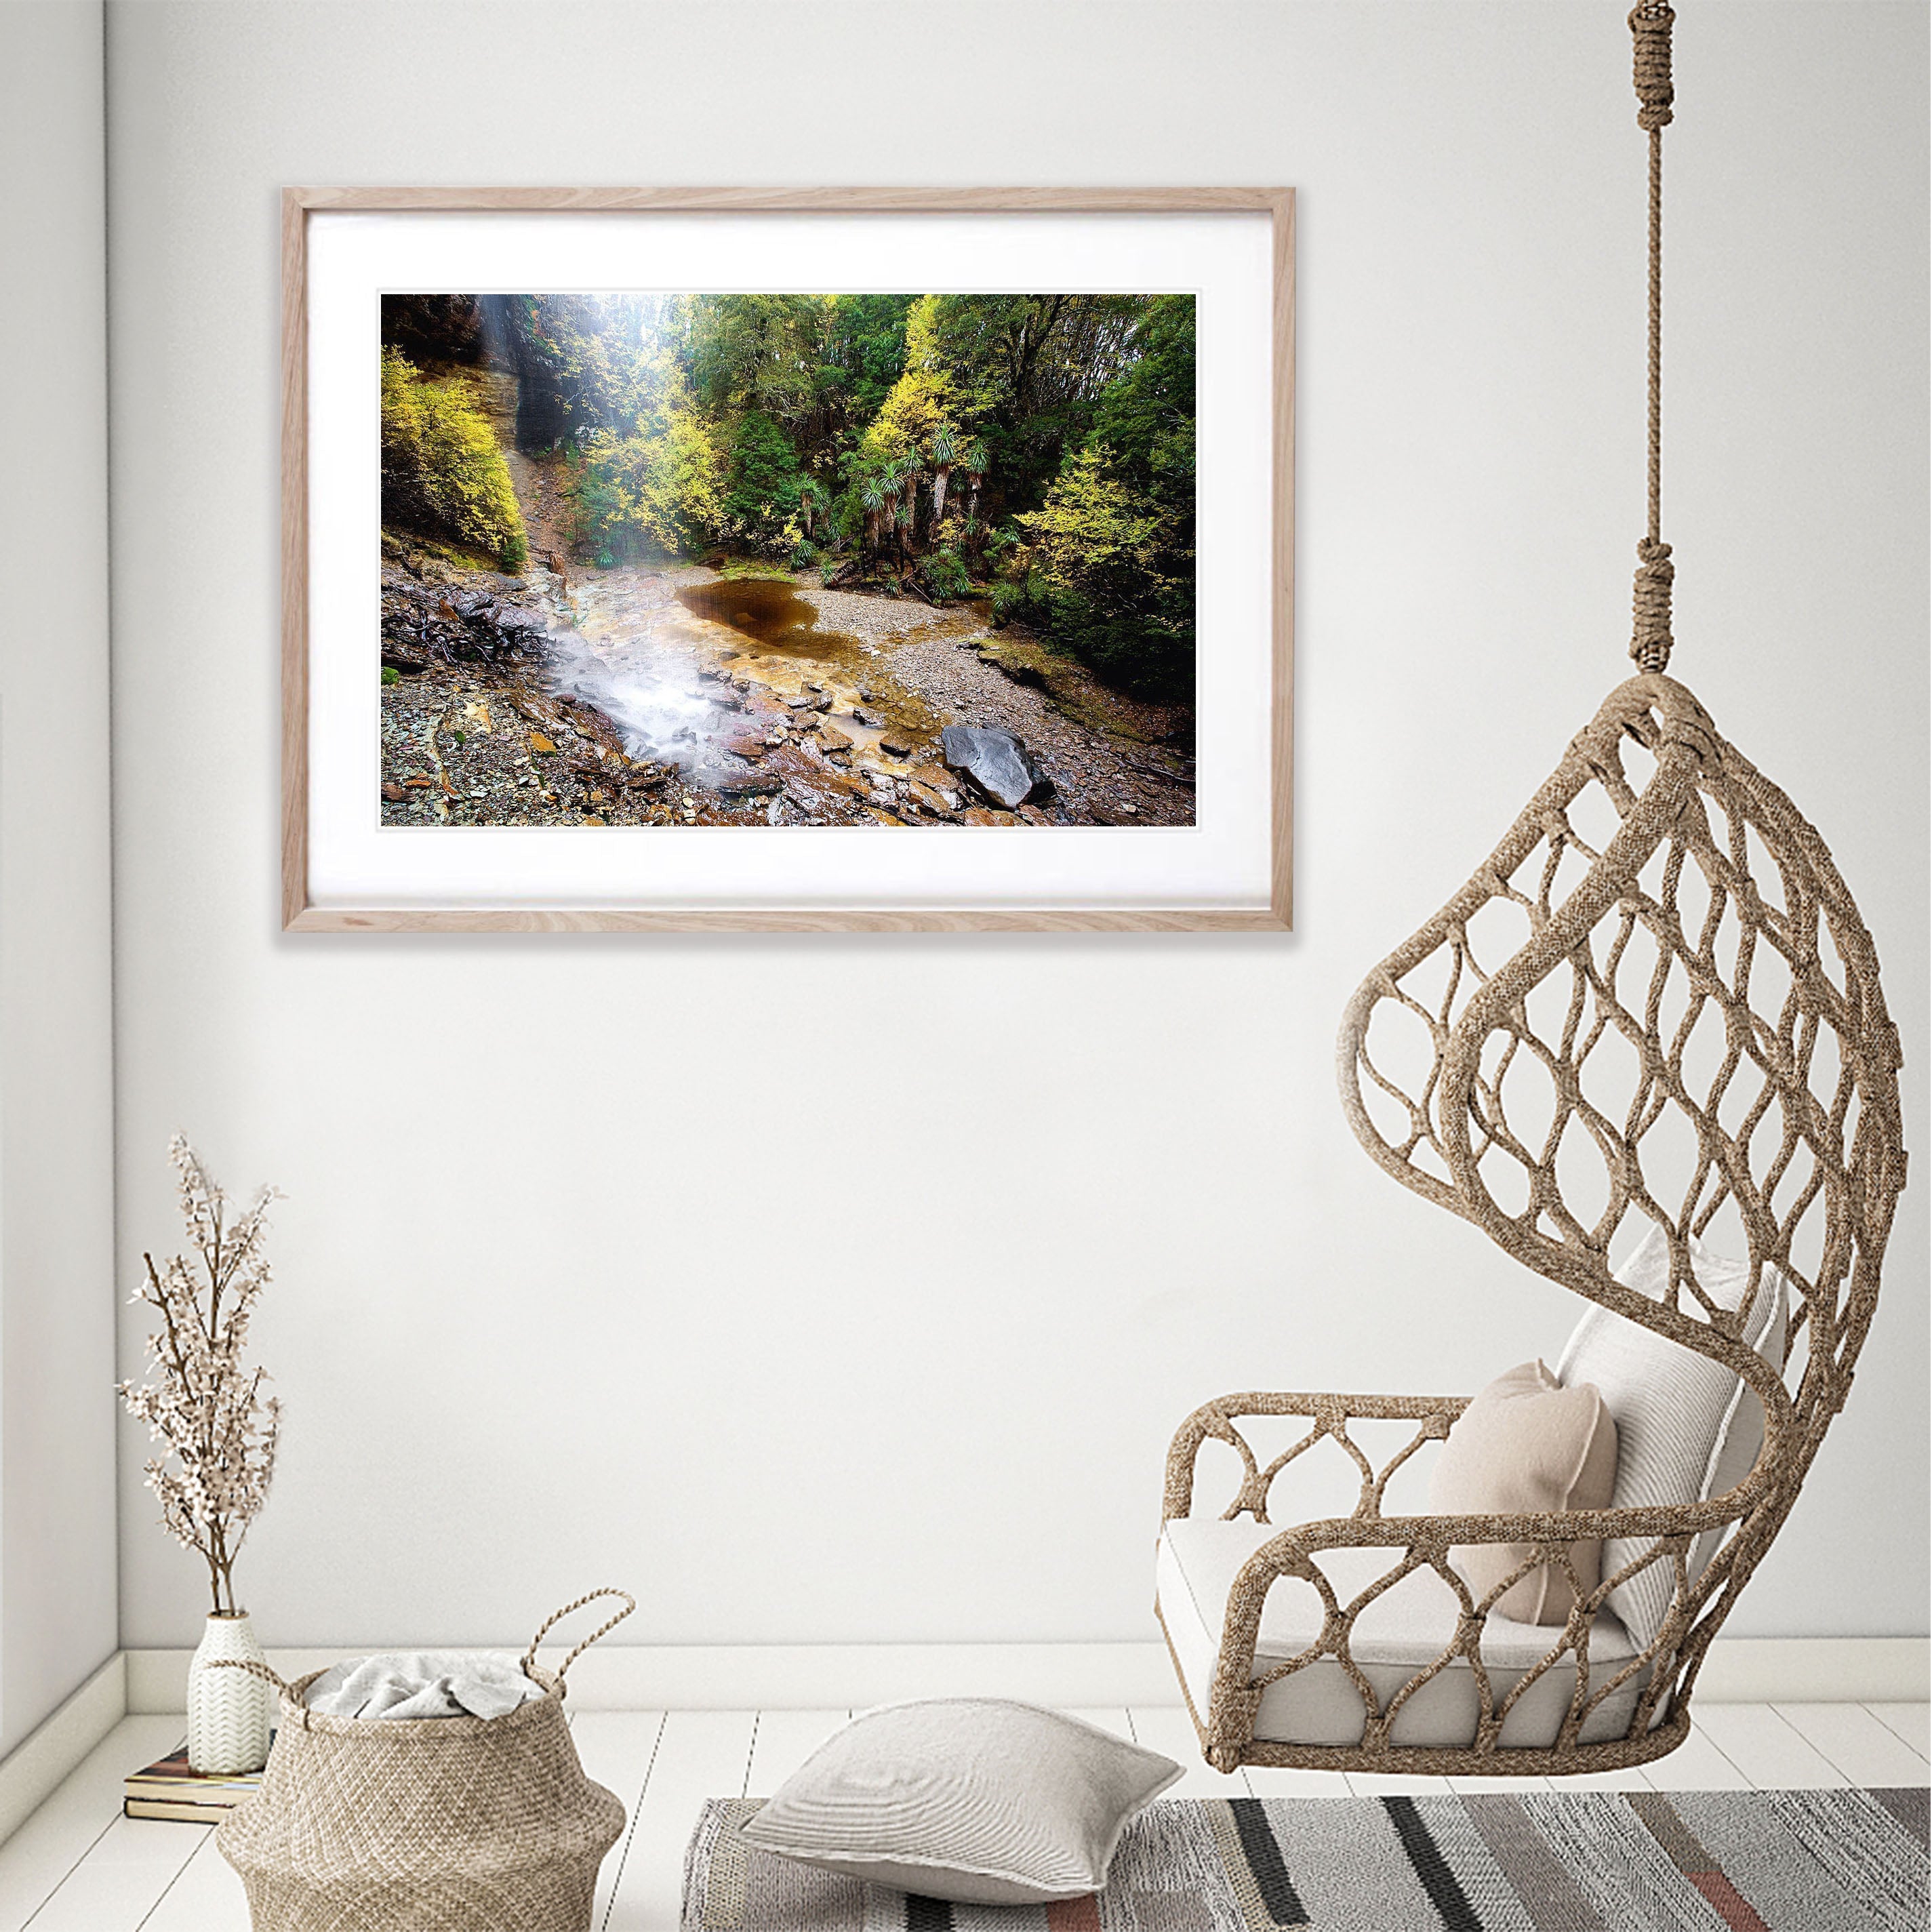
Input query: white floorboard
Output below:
<box><xmin>1630</xmin><ymin>1720</ymin><xmax>1752</xmax><ymax>1790</ymax></box>
<box><xmin>603</xmin><ymin>1710</ymin><xmax>755</xmax><ymax>1932</ymax></box>
<box><xmin>0</xmin><ymin>1717</ymin><xmax>182</xmax><ymax>1932</ymax></box>
<box><xmin>1342</xmin><ymin>1769</ymin><xmax>1457</xmax><ymax>1796</ymax></box>
<box><xmin>0</xmin><ymin>1700</ymin><xmax>1918</xmax><ymax>1928</ymax></box>
<box><xmin>1693</xmin><ymin>1702</ymin><xmax>1847</xmax><ymax>1788</ymax></box>
<box><xmin>1561</xmin><ymin>1764</ymin><xmax>1658</xmax><ymax>1791</ymax></box>
<box><xmin>133</xmin><ymin>1831</ymin><xmax>247</xmax><ymax>1932</ymax></box>
<box><xmin>1241</xmin><ymin>1763</ymin><xmax>1354</xmax><ymax>1797</ymax></box>
<box><xmin>1126</xmin><ymin>1705</ymin><xmax>1251</xmax><ymax>1798</ymax></box>
<box><xmin>568</xmin><ymin>1712</ymin><xmax>667</xmax><ymax>1931</ymax></box>
<box><xmin>1868</xmin><ymin>1702</ymin><xmax>1932</xmax><ymax>1763</ymax></box>
<box><xmin>16</xmin><ymin>1816</ymin><xmax>203</xmax><ymax>1932</ymax></box>
<box><xmin>1775</xmin><ymin>1702</ymin><xmax>1932</xmax><ymax>1788</ymax></box>
<box><xmin>745</xmin><ymin>1709</ymin><xmax>849</xmax><ymax>1796</ymax></box>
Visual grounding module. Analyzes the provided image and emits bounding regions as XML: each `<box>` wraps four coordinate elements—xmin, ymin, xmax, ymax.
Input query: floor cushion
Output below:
<box><xmin>737</xmin><ymin>1699</ymin><xmax>1181</xmax><ymax>1904</ymax></box>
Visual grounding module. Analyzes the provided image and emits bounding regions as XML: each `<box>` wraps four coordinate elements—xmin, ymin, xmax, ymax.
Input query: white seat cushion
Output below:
<box><xmin>1156</xmin><ymin>1516</ymin><xmax>1647</xmax><ymax>1751</ymax></box>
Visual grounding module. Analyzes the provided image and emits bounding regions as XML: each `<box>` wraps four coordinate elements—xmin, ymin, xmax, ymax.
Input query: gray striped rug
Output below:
<box><xmin>682</xmin><ymin>1788</ymin><xmax>1929</xmax><ymax>1931</ymax></box>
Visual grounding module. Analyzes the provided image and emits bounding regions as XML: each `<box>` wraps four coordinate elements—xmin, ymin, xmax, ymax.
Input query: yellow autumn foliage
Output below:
<box><xmin>380</xmin><ymin>348</ymin><xmax>527</xmax><ymax>569</ymax></box>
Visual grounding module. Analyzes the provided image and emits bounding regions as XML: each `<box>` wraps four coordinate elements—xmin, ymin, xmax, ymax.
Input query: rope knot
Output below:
<box><xmin>1630</xmin><ymin>538</ymin><xmax>1674</xmax><ymax>672</ymax></box>
<box><xmin>1630</xmin><ymin>1</ymin><xmax>1676</xmax><ymax>131</ymax></box>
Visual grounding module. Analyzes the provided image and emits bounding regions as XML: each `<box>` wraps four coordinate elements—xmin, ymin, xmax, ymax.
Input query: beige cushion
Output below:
<box><xmin>1156</xmin><ymin>1518</ymin><xmax>1647</xmax><ymax>1751</ymax></box>
<box><xmin>1426</xmin><ymin>1359</ymin><xmax>1619</xmax><ymax>1624</ymax></box>
<box><xmin>737</xmin><ymin>1699</ymin><xmax>1180</xmax><ymax>1906</ymax></box>
<box><xmin>1556</xmin><ymin>1224</ymin><xmax>1790</xmax><ymax>1649</ymax></box>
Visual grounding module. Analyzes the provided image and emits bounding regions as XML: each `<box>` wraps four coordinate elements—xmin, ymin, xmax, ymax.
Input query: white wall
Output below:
<box><xmin>107</xmin><ymin>1</ymin><xmax>1927</xmax><ymax>1654</ymax></box>
<box><xmin>0</xmin><ymin>2</ymin><xmax>119</xmax><ymax>1750</ymax></box>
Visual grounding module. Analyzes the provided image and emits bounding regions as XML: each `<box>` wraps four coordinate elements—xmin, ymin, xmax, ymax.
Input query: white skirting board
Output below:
<box><xmin>1</xmin><ymin>1635</ymin><xmax>1920</xmax><ymax>1846</ymax></box>
<box><xmin>121</xmin><ymin>1634</ymin><xmax>1929</xmax><ymax>1716</ymax></box>
<box><xmin>122</xmin><ymin>1641</ymin><xmax>1183</xmax><ymax>1716</ymax></box>
<box><xmin>0</xmin><ymin>1653</ymin><xmax>125</xmax><ymax>1846</ymax></box>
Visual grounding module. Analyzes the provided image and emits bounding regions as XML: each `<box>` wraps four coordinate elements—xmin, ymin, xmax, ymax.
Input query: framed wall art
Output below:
<box><xmin>282</xmin><ymin>188</ymin><xmax>1293</xmax><ymax>931</ymax></box>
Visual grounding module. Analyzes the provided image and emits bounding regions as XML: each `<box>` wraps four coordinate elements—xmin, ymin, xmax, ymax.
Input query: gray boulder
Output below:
<box><xmin>940</xmin><ymin>725</ymin><xmax>1054</xmax><ymax>810</ymax></box>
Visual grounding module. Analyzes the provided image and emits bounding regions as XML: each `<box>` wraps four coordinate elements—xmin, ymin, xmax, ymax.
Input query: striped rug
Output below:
<box><xmin>681</xmin><ymin>1788</ymin><xmax>1928</xmax><ymax>1931</ymax></box>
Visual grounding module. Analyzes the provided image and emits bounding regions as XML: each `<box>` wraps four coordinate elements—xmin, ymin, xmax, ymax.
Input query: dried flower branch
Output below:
<box><xmin>119</xmin><ymin>1135</ymin><xmax>284</xmax><ymax>1617</ymax></box>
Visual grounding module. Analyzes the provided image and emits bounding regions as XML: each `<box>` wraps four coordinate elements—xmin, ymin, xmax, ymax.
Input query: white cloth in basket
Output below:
<box><xmin>303</xmin><ymin>1652</ymin><xmax>546</xmax><ymax>1721</ymax></box>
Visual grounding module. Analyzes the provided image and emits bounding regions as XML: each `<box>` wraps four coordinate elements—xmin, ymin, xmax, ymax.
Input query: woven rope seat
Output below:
<box><xmin>1157</xmin><ymin>674</ymin><xmax>1906</xmax><ymax>1777</ymax></box>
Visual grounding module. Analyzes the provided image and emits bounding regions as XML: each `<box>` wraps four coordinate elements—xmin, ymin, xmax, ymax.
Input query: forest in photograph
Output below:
<box><xmin>379</xmin><ymin>291</ymin><xmax>1196</xmax><ymax>828</ymax></box>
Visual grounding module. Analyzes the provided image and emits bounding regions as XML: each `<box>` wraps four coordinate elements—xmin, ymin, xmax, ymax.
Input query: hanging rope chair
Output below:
<box><xmin>1156</xmin><ymin>3</ymin><xmax>1906</xmax><ymax>1777</ymax></box>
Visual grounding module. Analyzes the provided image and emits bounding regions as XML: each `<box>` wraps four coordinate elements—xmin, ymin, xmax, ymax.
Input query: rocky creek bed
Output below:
<box><xmin>378</xmin><ymin>541</ymin><xmax>1194</xmax><ymax>830</ymax></box>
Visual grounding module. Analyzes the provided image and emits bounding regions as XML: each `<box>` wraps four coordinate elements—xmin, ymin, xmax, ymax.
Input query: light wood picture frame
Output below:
<box><xmin>283</xmin><ymin>187</ymin><xmax>1293</xmax><ymax>931</ymax></box>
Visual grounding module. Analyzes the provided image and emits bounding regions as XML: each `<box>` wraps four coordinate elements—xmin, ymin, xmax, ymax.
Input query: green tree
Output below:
<box><xmin>1013</xmin><ymin>439</ymin><xmax>1193</xmax><ymax>698</ymax></box>
<box><xmin>689</xmin><ymin>295</ymin><xmax>826</xmax><ymax>427</ymax></box>
<box><xmin>721</xmin><ymin>410</ymin><xmax>806</xmax><ymax>555</ymax></box>
<box><xmin>638</xmin><ymin>410</ymin><xmax>728</xmax><ymax>555</ymax></box>
<box><xmin>790</xmin><ymin>294</ymin><xmax>914</xmax><ymax>479</ymax></box>
<box><xmin>824</xmin><ymin>295</ymin><xmax>914</xmax><ymax>425</ymax></box>
<box><xmin>567</xmin><ymin>406</ymin><xmax>725</xmax><ymax>561</ymax></box>
<box><xmin>1090</xmin><ymin>294</ymin><xmax>1196</xmax><ymax>504</ymax></box>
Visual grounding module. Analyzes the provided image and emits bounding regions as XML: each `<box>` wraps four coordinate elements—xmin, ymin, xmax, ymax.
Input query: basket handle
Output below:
<box><xmin>205</xmin><ymin>1657</ymin><xmax>297</xmax><ymax>1698</ymax></box>
<box><xmin>521</xmin><ymin>1588</ymin><xmax>635</xmax><ymax>1692</ymax></box>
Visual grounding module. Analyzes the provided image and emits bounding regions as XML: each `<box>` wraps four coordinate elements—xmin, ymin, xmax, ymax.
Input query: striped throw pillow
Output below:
<box><xmin>1557</xmin><ymin>1224</ymin><xmax>1789</xmax><ymax>1649</ymax></box>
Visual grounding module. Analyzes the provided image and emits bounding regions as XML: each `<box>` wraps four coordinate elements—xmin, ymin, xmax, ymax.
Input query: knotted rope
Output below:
<box><xmin>1632</xmin><ymin>537</ymin><xmax>1674</xmax><ymax>672</ymax></box>
<box><xmin>1631</xmin><ymin>0</ymin><xmax>1675</xmax><ymax>129</ymax></box>
<box><xmin>1629</xmin><ymin>0</ymin><xmax>1676</xmax><ymax>672</ymax></box>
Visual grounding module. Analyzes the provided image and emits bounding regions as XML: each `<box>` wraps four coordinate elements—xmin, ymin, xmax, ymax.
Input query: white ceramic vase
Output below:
<box><xmin>186</xmin><ymin>1611</ymin><xmax>274</xmax><ymax>1775</ymax></box>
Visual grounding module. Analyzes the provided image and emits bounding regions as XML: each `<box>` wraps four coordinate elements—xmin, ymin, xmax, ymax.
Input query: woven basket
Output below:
<box><xmin>214</xmin><ymin>1590</ymin><xmax>632</xmax><ymax>1932</ymax></box>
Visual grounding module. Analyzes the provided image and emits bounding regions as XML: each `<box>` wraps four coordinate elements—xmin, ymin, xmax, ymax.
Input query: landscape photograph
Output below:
<box><xmin>378</xmin><ymin>289</ymin><xmax>1197</xmax><ymax>828</ymax></box>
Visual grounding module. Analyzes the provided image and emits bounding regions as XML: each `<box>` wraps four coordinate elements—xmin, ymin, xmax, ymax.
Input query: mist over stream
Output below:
<box><xmin>540</xmin><ymin>624</ymin><xmax>721</xmax><ymax>773</ymax></box>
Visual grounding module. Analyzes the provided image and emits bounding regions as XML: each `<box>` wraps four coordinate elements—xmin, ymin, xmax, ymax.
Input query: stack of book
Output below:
<box><xmin>123</xmin><ymin>1744</ymin><xmax>268</xmax><ymax>1824</ymax></box>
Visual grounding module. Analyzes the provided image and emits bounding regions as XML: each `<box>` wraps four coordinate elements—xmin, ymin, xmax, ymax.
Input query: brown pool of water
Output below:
<box><xmin>677</xmin><ymin>578</ymin><xmax>864</xmax><ymax>666</ymax></box>
<box><xmin>660</xmin><ymin>574</ymin><xmax>948</xmax><ymax>773</ymax></box>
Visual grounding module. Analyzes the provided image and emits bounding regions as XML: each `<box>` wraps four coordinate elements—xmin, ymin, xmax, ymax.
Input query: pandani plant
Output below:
<box><xmin>119</xmin><ymin>1135</ymin><xmax>283</xmax><ymax>1618</ymax></box>
<box><xmin>895</xmin><ymin>451</ymin><xmax>922</xmax><ymax>550</ymax></box>
<box><xmin>928</xmin><ymin>422</ymin><xmax>960</xmax><ymax>525</ymax></box>
<box><xmin>860</xmin><ymin>475</ymin><xmax>887</xmax><ymax>568</ymax></box>
<box><xmin>963</xmin><ymin>440</ymin><xmax>988</xmax><ymax>525</ymax></box>
<box><xmin>891</xmin><ymin>491</ymin><xmax>917</xmax><ymax>571</ymax></box>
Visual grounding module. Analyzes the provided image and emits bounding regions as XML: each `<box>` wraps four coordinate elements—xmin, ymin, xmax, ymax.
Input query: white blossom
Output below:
<box><xmin>119</xmin><ymin>1135</ymin><xmax>283</xmax><ymax>1616</ymax></box>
